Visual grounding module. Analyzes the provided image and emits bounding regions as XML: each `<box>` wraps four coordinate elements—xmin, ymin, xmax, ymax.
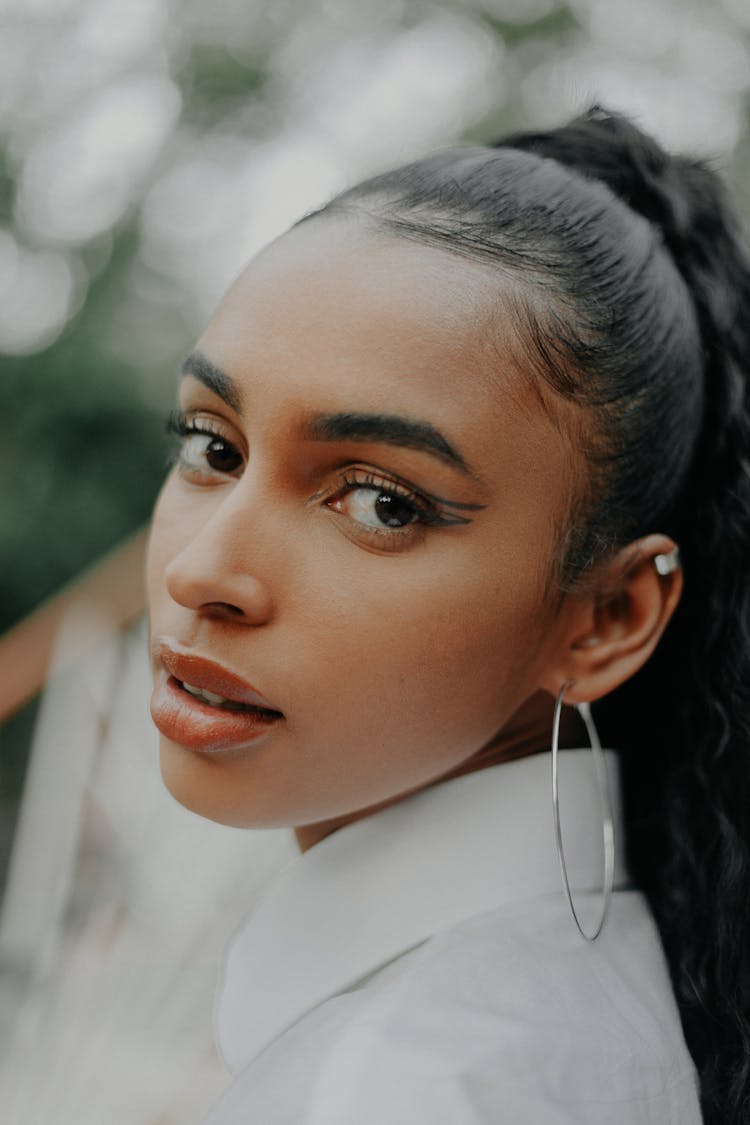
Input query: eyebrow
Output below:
<box><xmin>306</xmin><ymin>412</ymin><xmax>476</xmax><ymax>477</ymax></box>
<box><xmin>181</xmin><ymin>350</ymin><xmax>478</xmax><ymax>480</ymax></box>
<box><xmin>181</xmin><ymin>351</ymin><xmax>242</xmax><ymax>413</ymax></box>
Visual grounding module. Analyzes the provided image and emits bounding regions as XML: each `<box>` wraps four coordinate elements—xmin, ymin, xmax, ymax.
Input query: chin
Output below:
<box><xmin>158</xmin><ymin>740</ymin><xmax>252</xmax><ymax>828</ymax></box>
<box><xmin>157</xmin><ymin>737</ymin><xmax>308</xmax><ymax>830</ymax></box>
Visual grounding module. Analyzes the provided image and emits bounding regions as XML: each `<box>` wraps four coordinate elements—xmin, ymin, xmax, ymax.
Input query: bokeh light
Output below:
<box><xmin>16</xmin><ymin>74</ymin><xmax>181</xmax><ymax>245</ymax></box>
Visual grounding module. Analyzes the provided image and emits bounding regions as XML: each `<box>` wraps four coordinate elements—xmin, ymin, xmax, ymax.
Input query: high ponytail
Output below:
<box><xmin>496</xmin><ymin>111</ymin><xmax>750</xmax><ymax>1123</ymax></box>
<box><xmin>310</xmin><ymin>107</ymin><xmax>750</xmax><ymax>1122</ymax></box>
<box><xmin>546</xmin><ymin>124</ymin><xmax>749</xmax><ymax>1125</ymax></box>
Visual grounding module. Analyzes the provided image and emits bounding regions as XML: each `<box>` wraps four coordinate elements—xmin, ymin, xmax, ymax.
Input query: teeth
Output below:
<box><xmin>178</xmin><ymin>679</ymin><xmax>280</xmax><ymax>717</ymax></box>
<box><xmin>182</xmin><ymin>682</ymin><xmax>229</xmax><ymax>706</ymax></box>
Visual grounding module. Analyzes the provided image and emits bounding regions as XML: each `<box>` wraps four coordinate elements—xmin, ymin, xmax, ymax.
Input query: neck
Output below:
<box><xmin>294</xmin><ymin>691</ymin><xmax>587</xmax><ymax>853</ymax></box>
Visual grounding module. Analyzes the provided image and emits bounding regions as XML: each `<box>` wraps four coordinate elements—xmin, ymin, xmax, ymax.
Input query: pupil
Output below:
<box><xmin>375</xmin><ymin>493</ymin><xmax>414</xmax><ymax>527</ymax></box>
<box><xmin>206</xmin><ymin>438</ymin><xmax>240</xmax><ymax>472</ymax></box>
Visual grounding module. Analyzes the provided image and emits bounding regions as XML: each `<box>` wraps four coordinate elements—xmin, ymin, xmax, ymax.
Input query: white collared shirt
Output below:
<box><xmin>204</xmin><ymin>752</ymin><xmax>702</xmax><ymax>1123</ymax></box>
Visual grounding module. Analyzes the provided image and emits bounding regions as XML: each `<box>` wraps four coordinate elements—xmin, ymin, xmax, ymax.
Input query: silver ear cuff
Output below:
<box><xmin>654</xmin><ymin>547</ymin><xmax>681</xmax><ymax>575</ymax></box>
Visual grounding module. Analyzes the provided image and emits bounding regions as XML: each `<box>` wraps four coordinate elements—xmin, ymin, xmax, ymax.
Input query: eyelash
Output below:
<box><xmin>167</xmin><ymin>410</ymin><xmax>226</xmax><ymax>443</ymax></box>
<box><xmin>166</xmin><ymin>410</ymin><xmax>468</xmax><ymax>545</ymax></box>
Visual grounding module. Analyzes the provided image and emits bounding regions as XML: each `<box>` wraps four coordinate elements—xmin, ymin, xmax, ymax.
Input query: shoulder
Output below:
<box><xmin>205</xmin><ymin>892</ymin><xmax>702</xmax><ymax>1125</ymax></box>
<box><xmin>342</xmin><ymin>891</ymin><xmax>699</xmax><ymax>1103</ymax></box>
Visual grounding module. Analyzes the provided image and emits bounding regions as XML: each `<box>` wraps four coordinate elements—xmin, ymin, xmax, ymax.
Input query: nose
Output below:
<box><xmin>164</xmin><ymin>489</ymin><xmax>275</xmax><ymax>626</ymax></box>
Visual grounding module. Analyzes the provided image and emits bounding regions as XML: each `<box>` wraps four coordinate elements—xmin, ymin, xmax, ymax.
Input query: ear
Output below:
<box><xmin>540</xmin><ymin>533</ymin><xmax>683</xmax><ymax>705</ymax></box>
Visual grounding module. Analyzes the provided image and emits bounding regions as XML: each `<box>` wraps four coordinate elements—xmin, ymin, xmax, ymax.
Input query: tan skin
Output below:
<box><xmin>146</xmin><ymin>217</ymin><xmax>682</xmax><ymax>852</ymax></box>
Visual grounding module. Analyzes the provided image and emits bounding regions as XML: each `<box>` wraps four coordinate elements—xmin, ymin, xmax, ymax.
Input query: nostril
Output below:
<box><xmin>203</xmin><ymin>602</ymin><xmax>247</xmax><ymax>619</ymax></box>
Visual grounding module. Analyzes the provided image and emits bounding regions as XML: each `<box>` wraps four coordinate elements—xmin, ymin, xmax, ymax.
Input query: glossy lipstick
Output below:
<box><xmin>150</xmin><ymin>641</ymin><xmax>283</xmax><ymax>754</ymax></box>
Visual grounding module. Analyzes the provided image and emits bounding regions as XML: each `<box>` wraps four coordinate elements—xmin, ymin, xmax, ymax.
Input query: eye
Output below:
<box><xmin>325</xmin><ymin>467</ymin><xmax>479</xmax><ymax>546</ymax></box>
<box><xmin>333</xmin><ymin>484</ymin><xmax>420</xmax><ymax>530</ymax></box>
<box><xmin>325</xmin><ymin>466</ymin><xmax>459</xmax><ymax>544</ymax></box>
<box><xmin>183</xmin><ymin>433</ymin><xmax>243</xmax><ymax>474</ymax></box>
<box><xmin>167</xmin><ymin>411</ymin><xmax>244</xmax><ymax>478</ymax></box>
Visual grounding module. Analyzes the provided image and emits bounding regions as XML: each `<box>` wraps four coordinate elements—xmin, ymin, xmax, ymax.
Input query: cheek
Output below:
<box><xmin>335</xmin><ymin>536</ymin><xmax>546</xmax><ymax>673</ymax></box>
<box><xmin>289</xmin><ymin>549</ymin><xmax>547</xmax><ymax>760</ymax></box>
<box><xmin>256</xmin><ymin>574</ymin><xmax>547</xmax><ymax>823</ymax></box>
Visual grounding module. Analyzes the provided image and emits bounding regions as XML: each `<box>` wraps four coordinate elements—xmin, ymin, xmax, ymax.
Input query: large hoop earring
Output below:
<box><xmin>551</xmin><ymin>680</ymin><xmax>615</xmax><ymax>941</ymax></box>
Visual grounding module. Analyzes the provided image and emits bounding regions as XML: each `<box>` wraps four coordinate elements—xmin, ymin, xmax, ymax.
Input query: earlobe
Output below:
<box><xmin>546</xmin><ymin>534</ymin><xmax>683</xmax><ymax>704</ymax></box>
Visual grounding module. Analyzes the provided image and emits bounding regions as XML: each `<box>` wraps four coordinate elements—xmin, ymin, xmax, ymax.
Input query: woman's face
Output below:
<box><xmin>146</xmin><ymin>217</ymin><xmax>580</xmax><ymax>836</ymax></box>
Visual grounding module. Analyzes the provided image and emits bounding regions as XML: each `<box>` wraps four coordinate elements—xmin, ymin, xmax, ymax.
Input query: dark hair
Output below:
<box><xmin>303</xmin><ymin>107</ymin><xmax>750</xmax><ymax>1123</ymax></box>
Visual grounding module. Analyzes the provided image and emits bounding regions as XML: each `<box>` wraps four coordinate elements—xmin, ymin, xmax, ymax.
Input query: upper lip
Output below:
<box><xmin>153</xmin><ymin>639</ymin><xmax>283</xmax><ymax>714</ymax></box>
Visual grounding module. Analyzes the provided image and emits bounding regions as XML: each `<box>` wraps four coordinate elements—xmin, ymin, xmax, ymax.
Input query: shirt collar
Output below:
<box><xmin>216</xmin><ymin>750</ymin><xmax>629</xmax><ymax>1075</ymax></box>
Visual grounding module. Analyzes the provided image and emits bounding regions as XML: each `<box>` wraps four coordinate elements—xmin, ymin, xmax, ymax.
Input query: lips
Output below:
<box><xmin>150</xmin><ymin>640</ymin><xmax>284</xmax><ymax>754</ymax></box>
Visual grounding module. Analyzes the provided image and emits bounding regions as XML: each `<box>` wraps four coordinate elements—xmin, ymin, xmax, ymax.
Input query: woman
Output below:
<box><xmin>146</xmin><ymin>108</ymin><xmax>750</xmax><ymax>1123</ymax></box>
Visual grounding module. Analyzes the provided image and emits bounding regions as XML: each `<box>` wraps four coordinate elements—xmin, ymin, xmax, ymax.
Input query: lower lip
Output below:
<box><xmin>150</xmin><ymin>674</ymin><xmax>282</xmax><ymax>754</ymax></box>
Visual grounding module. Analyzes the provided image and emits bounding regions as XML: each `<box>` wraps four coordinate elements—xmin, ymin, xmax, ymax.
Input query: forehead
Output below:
<box><xmin>197</xmin><ymin>216</ymin><xmax>575</xmax><ymax>495</ymax></box>
<box><xmin>204</xmin><ymin>217</ymin><xmax>501</xmax><ymax>390</ymax></box>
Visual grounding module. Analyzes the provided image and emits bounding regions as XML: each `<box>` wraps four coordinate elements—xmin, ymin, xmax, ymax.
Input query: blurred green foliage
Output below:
<box><xmin>179</xmin><ymin>44</ymin><xmax>271</xmax><ymax>127</ymax></box>
<box><xmin>0</xmin><ymin>225</ymin><xmax>173</xmax><ymax>633</ymax></box>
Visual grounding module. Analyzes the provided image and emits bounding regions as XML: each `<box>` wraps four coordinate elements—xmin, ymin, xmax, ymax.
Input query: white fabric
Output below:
<box><xmin>204</xmin><ymin>751</ymin><xmax>702</xmax><ymax>1124</ymax></box>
